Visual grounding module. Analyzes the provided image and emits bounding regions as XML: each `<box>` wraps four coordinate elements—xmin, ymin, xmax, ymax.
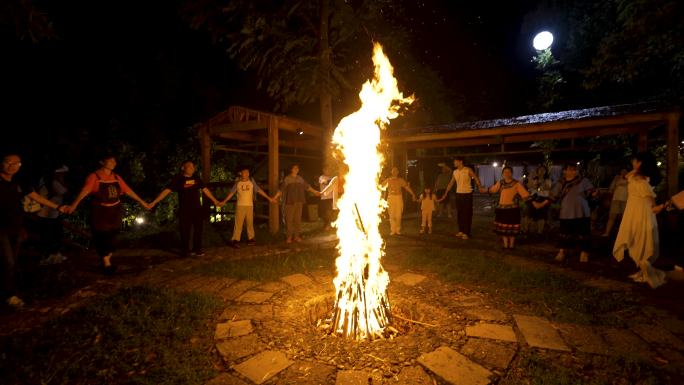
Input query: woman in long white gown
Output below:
<box><xmin>613</xmin><ymin>152</ymin><xmax>666</xmax><ymax>289</ymax></box>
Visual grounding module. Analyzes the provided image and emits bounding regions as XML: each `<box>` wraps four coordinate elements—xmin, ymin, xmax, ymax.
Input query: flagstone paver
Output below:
<box><xmin>461</xmin><ymin>339</ymin><xmax>517</xmax><ymax>369</ymax></box>
<box><xmin>215</xmin><ymin>320</ymin><xmax>253</xmax><ymax>339</ymax></box>
<box><xmin>455</xmin><ymin>295</ymin><xmax>485</xmax><ymax>307</ymax></box>
<box><xmin>204</xmin><ymin>372</ymin><xmax>249</xmax><ymax>385</ymax></box>
<box><xmin>231</xmin><ymin>350</ymin><xmax>293</xmax><ymax>384</ymax></box>
<box><xmin>197</xmin><ymin>277</ymin><xmax>237</xmax><ymax>295</ymax></box>
<box><xmin>216</xmin><ymin>334</ymin><xmax>262</xmax><ymax>362</ymax></box>
<box><xmin>600</xmin><ymin>328</ymin><xmax>654</xmax><ymax>360</ymax></box>
<box><xmin>335</xmin><ymin>370</ymin><xmax>372</xmax><ymax>385</ymax></box>
<box><xmin>631</xmin><ymin>324</ymin><xmax>684</xmax><ymax>347</ymax></box>
<box><xmin>236</xmin><ymin>290</ymin><xmax>274</xmax><ymax>304</ymax></box>
<box><xmin>556</xmin><ymin>323</ymin><xmax>609</xmax><ymax>355</ymax></box>
<box><xmin>256</xmin><ymin>281</ymin><xmax>289</xmax><ymax>293</ymax></box>
<box><xmin>309</xmin><ymin>271</ymin><xmax>334</xmax><ymax>287</ymax></box>
<box><xmin>514</xmin><ymin>315</ymin><xmax>570</xmax><ymax>351</ymax></box>
<box><xmin>394</xmin><ymin>273</ymin><xmax>427</xmax><ymax>286</ymax></box>
<box><xmin>463</xmin><ymin>309</ymin><xmax>507</xmax><ymax>322</ymax></box>
<box><xmin>220</xmin><ymin>304</ymin><xmax>273</xmax><ymax>321</ymax></box>
<box><xmin>218</xmin><ymin>280</ymin><xmax>260</xmax><ymax>301</ymax></box>
<box><xmin>281</xmin><ymin>273</ymin><xmax>314</xmax><ymax>287</ymax></box>
<box><xmin>278</xmin><ymin>361</ymin><xmax>336</xmax><ymax>385</ymax></box>
<box><xmin>395</xmin><ymin>365</ymin><xmax>434</xmax><ymax>385</ymax></box>
<box><xmin>466</xmin><ymin>323</ymin><xmax>517</xmax><ymax>343</ymax></box>
<box><xmin>418</xmin><ymin>346</ymin><xmax>492</xmax><ymax>385</ymax></box>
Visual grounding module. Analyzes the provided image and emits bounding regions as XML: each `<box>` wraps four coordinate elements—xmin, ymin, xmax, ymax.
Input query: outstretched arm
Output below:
<box><xmin>125</xmin><ymin>189</ymin><xmax>151</xmax><ymax>210</ymax></box>
<box><xmin>201</xmin><ymin>187</ymin><xmax>221</xmax><ymax>206</ymax></box>
<box><xmin>150</xmin><ymin>188</ymin><xmax>172</xmax><ymax>208</ymax></box>
<box><xmin>26</xmin><ymin>191</ymin><xmax>69</xmax><ymax>214</ymax></box>
<box><xmin>68</xmin><ymin>183</ymin><xmax>93</xmax><ymax>213</ymax></box>
<box><xmin>469</xmin><ymin>168</ymin><xmax>485</xmax><ymax>193</ymax></box>
<box><xmin>439</xmin><ymin>177</ymin><xmax>455</xmax><ymax>201</ymax></box>
<box><xmin>402</xmin><ymin>183</ymin><xmax>416</xmax><ymax>201</ymax></box>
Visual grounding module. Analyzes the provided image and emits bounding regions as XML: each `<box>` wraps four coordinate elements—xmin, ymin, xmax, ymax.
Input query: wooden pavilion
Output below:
<box><xmin>198</xmin><ymin>103</ymin><xmax>681</xmax><ymax>234</ymax></box>
<box><xmin>385</xmin><ymin>103</ymin><xmax>681</xmax><ymax>196</ymax></box>
<box><xmin>196</xmin><ymin>105</ymin><xmax>325</xmax><ymax>233</ymax></box>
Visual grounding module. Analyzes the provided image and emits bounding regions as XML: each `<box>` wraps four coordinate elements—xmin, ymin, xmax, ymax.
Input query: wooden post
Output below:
<box><xmin>199</xmin><ymin>125</ymin><xmax>212</xmax><ymax>184</ymax></box>
<box><xmin>637</xmin><ymin>131</ymin><xmax>648</xmax><ymax>152</ymax></box>
<box><xmin>666</xmin><ymin>113</ymin><xmax>680</xmax><ymax>196</ymax></box>
<box><xmin>268</xmin><ymin>117</ymin><xmax>280</xmax><ymax>234</ymax></box>
<box><xmin>396</xmin><ymin>145</ymin><xmax>408</xmax><ymax>177</ymax></box>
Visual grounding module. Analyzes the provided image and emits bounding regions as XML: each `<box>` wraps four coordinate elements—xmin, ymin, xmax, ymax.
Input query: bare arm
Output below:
<box><xmin>402</xmin><ymin>182</ymin><xmax>416</xmax><ymax>200</ymax></box>
<box><xmin>468</xmin><ymin>168</ymin><xmax>484</xmax><ymax>192</ymax></box>
<box><xmin>201</xmin><ymin>187</ymin><xmax>220</xmax><ymax>206</ymax></box>
<box><xmin>68</xmin><ymin>184</ymin><xmax>92</xmax><ymax>212</ymax></box>
<box><xmin>488</xmin><ymin>181</ymin><xmax>501</xmax><ymax>194</ymax></box>
<box><xmin>125</xmin><ymin>189</ymin><xmax>150</xmax><ymax>209</ymax></box>
<box><xmin>439</xmin><ymin>177</ymin><xmax>455</xmax><ymax>201</ymax></box>
<box><xmin>26</xmin><ymin>191</ymin><xmax>68</xmax><ymax>213</ymax></box>
<box><xmin>150</xmin><ymin>188</ymin><xmax>172</xmax><ymax>208</ymax></box>
<box><xmin>257</xmin><ymin>189</ymin><xmax>276</xmax><ymax>203</ymax></box>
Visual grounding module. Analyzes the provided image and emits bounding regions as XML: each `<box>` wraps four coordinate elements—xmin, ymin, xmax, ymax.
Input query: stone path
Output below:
<box><xmin>8</xmin><ymin>222</ymin><xmax>682</xmax><ymax>384</ymax></box>
<box><xmin>131</xmin><ymin>257</ymin><xmax>684</xmax><ymax>385</ymax></box>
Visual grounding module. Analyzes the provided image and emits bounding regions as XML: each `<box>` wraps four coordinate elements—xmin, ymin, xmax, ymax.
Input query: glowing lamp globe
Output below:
<box><xmin>533</xmin><ymin>31</ymin><xmax>553</xmax><ymax>50</ymax></box>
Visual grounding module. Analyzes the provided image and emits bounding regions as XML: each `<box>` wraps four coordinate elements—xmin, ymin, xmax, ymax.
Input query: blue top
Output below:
<box><xmin>551</xmin><ymin>177</ymin><xmax>594</xmax><ymax>219</ymax></box>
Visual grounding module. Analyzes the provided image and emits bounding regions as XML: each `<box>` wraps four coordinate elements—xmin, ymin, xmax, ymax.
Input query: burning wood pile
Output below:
<box><xmin>325</xmin><ymin>42</ymin><xmax>413</xmax><ymax>340</ymax></box>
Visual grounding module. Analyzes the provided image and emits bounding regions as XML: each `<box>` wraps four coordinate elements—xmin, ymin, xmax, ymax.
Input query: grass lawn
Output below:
<box><xmin>0</xmin><ymin>286</ymin><xmax>222</xmax><ymax>385</ymax></box>
<box><xmin>400</xmin><ymin>246</ymin><xmax>638</xmax><ymax>326</ymax></box>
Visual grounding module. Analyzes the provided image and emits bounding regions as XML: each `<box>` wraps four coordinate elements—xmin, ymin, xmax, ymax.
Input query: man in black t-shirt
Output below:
<box><xmin>150</xmin><ymin>160</ymin><xmax>222</xmax><ymax>257</ymax></box>
<box><xmin>1</xmin><ymin>153</ymin><xmax>69</xmax><ymax>309</ymax></box>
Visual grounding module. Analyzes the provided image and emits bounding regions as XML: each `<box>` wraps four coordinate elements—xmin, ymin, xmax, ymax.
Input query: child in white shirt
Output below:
<box><xmin>416</xmin><ymin>187</ymin><xmax>437</xmax><ymax>234</ymax></box>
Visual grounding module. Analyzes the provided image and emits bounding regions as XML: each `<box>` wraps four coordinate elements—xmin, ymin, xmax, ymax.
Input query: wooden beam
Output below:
<box><xmin>402</xmin><ymin>123</ymin><xmax>658</xmax><ymax>150</ymax></box>
<box><xmin>214</xmin><ymin>145</ymin><xmax>322</xmax><ymax>160</ymax></box>
<box><xmin>268</xmin><ymin>117</ymin><xmax>280</xmax><ymax>234</ymax></box>
<box><xmin>666</xmin><ymin>112</ymin><xmax>680</xmax><ymax>196</ymax></box>
<box><xmin>214</xmin><ymin>131</ymin><xmax>260</xmax><ymax>142</ymax></box>
<box><xmin>211</xmin><ymin>121</ymin><xmax>267</xmax><ymax>133</ymax></box>
<box><xmin>385</xmin><ymin>112</ymin><xmax>670</xmax><ymax>144</ymax></box>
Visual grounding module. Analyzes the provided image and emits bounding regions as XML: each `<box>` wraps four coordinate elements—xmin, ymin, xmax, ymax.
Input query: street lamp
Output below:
<box><xmin>533</xmin><ymin>31</ymin><xmax>554</xmax><ymax>51</ymax></box>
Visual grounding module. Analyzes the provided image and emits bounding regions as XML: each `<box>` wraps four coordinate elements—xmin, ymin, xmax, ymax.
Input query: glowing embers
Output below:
<box><xmin>328</xmin><ymin>42</ymin><xmax>413</xmax><ymax>340</ymax></box>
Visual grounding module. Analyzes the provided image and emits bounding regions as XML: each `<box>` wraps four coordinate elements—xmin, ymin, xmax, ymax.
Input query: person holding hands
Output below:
<box><xmin>222</xmin><ymin>166</ymin><xmax>276</xmax><ymax>248</ymax></box>
<box><xmin>150</xmin><ymin>160</ymin><xmax>221</xmax><ymax>257</ymax></box>
<box><xmin>381</xmin><ymin>166</ymin><xmax>416</xmax><ymax>236</ymax></box>
<box><xmin>67</xmin><ymin>154</ymin><xmax>150</xmax><ymax>274</ymax></box>
<box><xmin>438</xmin><ymin>157</ymin><xmax>485</xmax><ymax>239</ymax></box>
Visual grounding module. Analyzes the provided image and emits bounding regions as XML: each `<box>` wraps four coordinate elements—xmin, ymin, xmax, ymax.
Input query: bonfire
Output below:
<box><xmin>329</xmin><ymin>42</ymin><xmax>414</xmax><ymax>340</ymax></box>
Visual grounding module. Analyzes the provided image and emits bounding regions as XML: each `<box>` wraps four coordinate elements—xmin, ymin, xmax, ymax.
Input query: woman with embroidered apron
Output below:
<box><xmin>68</xmin><ymin>155</ymin><xmax>150</xmax><ymax>274</ymax></box>
<box><xmin>486</xmin><ymin>166</ymin><xmax>534</xmax><ymax>249</ymax></box>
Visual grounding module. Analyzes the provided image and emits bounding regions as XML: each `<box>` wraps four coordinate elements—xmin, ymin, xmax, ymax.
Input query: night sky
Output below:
<box><xmin>4</xmin><ymin>0</ymin><xmax>558</xmax><ymax>152</ymax></box>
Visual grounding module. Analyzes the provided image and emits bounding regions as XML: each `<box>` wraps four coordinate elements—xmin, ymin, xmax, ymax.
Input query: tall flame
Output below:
<box><xmin>330</xmin><ymin>42</ymin><xmax>414</xmax><ymax>340</ymax></box>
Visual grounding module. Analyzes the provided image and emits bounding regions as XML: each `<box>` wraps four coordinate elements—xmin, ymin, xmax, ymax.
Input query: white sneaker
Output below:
<box><xmin>7</xmin><ymin>295</ymin><xmax>24</xmax><ymax>308</ymax></box>
<box><xmin>579</xmin><ymin>252</ymin><xmax>589</xmax><ymax>263</ymax></box>
<box><xmin>555</xmin><ymin>251</ymin><xmax>566</xmax><ymax>262</ymax></box>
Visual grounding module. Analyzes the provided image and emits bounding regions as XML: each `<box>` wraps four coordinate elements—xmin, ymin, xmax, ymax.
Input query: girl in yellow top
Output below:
<box><xmin>486</xmin><ymin>166</ymin><xmax>535</xmax><ymax>249</ymax></box>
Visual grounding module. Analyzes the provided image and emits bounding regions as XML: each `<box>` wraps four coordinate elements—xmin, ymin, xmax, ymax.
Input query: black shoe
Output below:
<box><xmin>247</xmin><ymin>239</ymin><xmax>256</xmax><ymax>246</ymax></box>
<box><xmin>192</xmin><ymin>250</ymin><xmax>206</xmax><ymax>257</ymax></box>
<box><xmin>231</xmin><ymin>240</ymin><xmax>240</xmax><ymax>249</ymax></box>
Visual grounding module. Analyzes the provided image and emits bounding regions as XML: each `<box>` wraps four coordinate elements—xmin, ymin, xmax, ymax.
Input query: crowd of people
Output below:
<box><xmin>2</xmin><ymin>149</ymin><xmax>682</xmax><ymax>310</ymax></box>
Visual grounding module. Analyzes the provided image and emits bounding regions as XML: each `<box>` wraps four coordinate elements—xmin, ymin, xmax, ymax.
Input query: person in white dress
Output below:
<box><xmin>613</xmin><ymin>152</ymin><xmax>666</xmax><ymax>289</ymax></box>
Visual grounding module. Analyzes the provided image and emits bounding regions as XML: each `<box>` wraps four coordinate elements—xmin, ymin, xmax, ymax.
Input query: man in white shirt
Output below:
<box><xmin>223</xmin><ymin>167</ymin><xmax>276</xmax><ymax>247</ymax></box>
<box><xmin>318</xmin><ymin>167</ymin><xmax>334</xmax><ymax>230</ymax></box>
<box><xmin>439</xmin><ymin>157</ymin><xmax>485</xmax><ymax>239</ymax></box>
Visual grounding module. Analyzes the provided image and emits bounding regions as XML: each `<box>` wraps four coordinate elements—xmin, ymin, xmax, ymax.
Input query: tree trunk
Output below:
<box><xmin>319</xmin><ymin>0</ymin><xmax>333</xmax><ymax>160</ymax></box>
